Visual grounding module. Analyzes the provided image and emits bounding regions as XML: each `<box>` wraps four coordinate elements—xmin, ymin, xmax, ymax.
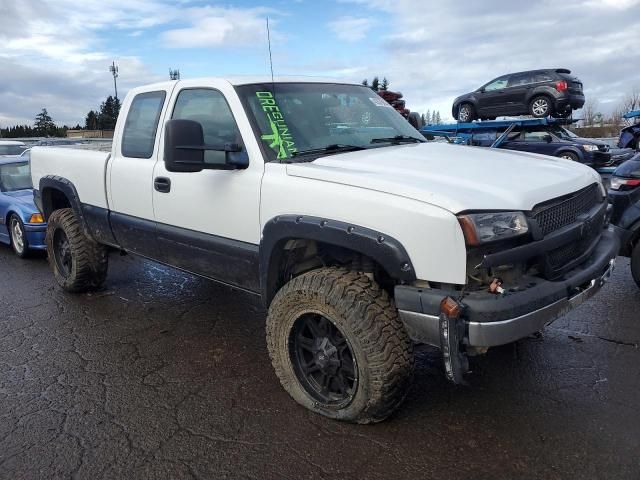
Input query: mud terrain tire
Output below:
<box><xmin>266</xmin><ymin>267</ymin><xmax>414</xmax><ymax>423</ymax></box>
<box><xmin>46</xmin><ymin>208</ymin><xmax>108</xmax><ymax>293</ymax></box>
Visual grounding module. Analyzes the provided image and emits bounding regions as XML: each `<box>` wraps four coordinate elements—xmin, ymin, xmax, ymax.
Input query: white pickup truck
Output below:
<box><xmin>31</xmin><ymin>77</ymin><xmax>618</xmax><ymax>423</ymax></box>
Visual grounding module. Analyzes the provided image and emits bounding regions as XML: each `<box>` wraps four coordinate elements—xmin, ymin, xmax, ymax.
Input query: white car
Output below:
<box><xmin>0</xmin><ymin>140</ymin><xmax>27</xmax><ymax>156</ymax></box>
<box><xmin>30</xmin><ymin>77</ymin><xmax>618</xmax><ymax>423</ymax></box>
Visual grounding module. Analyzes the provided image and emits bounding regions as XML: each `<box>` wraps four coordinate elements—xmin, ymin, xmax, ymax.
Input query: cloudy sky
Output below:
<box><xmin>1</xmin><ymin>0</ymin><xmax>639</xmax><ymax>127</ymax></box>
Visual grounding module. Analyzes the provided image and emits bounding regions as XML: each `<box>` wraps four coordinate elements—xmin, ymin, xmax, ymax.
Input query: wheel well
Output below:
<box><xmin>265</xmin><ymin>239</ymin><xmax>395</xmax><ymax>306</ymax></box>
<box><xmin>41</xmin><ymin>187</ymin><xmax>72</xmax><ymax>220</ymax></box>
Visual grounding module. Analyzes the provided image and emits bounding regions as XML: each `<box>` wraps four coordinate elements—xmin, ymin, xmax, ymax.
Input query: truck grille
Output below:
<box><xmin>547</xmin><ymin>204</ymin><xmax>604</xmax><ymax>272</ymax></box>
<box><xmin>531</xmin><ymin>184</ymin><xmax>601</xmax><ymax>237</ymax></box>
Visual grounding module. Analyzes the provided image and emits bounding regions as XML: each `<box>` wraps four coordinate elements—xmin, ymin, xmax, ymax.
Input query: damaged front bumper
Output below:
<box><xmin>395</xmin><ymin>228</ymin><xmax>619</xmax><ymax>349</ymax></box>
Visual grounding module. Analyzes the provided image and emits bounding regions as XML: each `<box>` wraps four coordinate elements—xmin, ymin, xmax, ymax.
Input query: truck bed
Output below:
<box><xmin>30</xmin><ymin>147</ymin><xmax>111</xmax><ymax>210</ymax></box>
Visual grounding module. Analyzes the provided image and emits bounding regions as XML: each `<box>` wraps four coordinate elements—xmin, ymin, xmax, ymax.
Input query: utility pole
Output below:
<box><xmin>169</xmin><ymin>68</ymin><xmax>180</xmax><ymax>80</ymax></box>
<box><xmin>109</xmin><ymin>61</ymin><xmax>119</xmax><ymax>100</ymax></box>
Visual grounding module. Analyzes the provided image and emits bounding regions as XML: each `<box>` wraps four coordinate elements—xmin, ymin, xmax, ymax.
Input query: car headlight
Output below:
<box><xmin>458</xmin><ymin>212</ymin><xmax>529</xmax><ymax>246</ymax></box>
<box><xmin>581</xmin><ymin>144</ymin><xmax>599</xmax><ymax>152</ymax></box>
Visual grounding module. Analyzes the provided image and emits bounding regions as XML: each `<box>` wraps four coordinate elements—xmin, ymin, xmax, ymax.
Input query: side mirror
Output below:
<box><xmin>164</xmin><ymin>119</ymin><xmax>248</xmax><ymax>173</ymax></box>
<box><xmin>543</xmin><ymin>134</ymin><xmax>553</xmax><ymax>143</ymax></box>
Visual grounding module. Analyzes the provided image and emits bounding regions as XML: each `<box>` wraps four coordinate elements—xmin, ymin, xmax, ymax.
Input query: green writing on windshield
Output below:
<box><xmin>256</xmin><ymin>91</ymin><xmax>297</xmax><ymax>159</ymax></box>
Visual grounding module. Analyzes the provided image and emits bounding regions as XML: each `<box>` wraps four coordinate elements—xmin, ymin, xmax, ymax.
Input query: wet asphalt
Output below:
<box><xmin>0</xmin><ymin>246</ymin><xmax>638</xmax><ymax>480</ymax></box>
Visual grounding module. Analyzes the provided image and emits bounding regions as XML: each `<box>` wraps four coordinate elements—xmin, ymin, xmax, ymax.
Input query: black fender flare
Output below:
<box><xmin>37</xmin><ymin>176</ymin><xmax>97</xmax><ymax>241</ymax></box>
<box><xmin>260</xmin><ymin>214</ymin><xmax>417</xmax><ymax>305</ymax></box>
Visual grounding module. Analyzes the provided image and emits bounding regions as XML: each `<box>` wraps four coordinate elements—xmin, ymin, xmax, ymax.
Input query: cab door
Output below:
<box><xmin>107</xmin><ymin>86</ymin><xmax>175</xmax><ymax>257</ymax></box>
<box><xmin>151</xmin><ymin>81</ymin><xmax>264</xmax><ymax>292</ymax></box>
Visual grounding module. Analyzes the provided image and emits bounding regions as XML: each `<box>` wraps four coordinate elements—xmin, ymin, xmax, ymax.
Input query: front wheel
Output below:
<box><xmin>558</xmin><ymin>151</ymin><xmax>579</xmax><ymax>162</ymax></box>
<box><xmin>631</xmin><ymin>242</ymin><xmax>640</xmax><ymax>289</ymax></box>
<box><xmin>46</xmin><ymin>208</ymin><xmax>109</xmax><ymax>293</ymax></box>
<box><xmin>266</xmin><ymin>267</ymin><xmax>414</xmax><ymax>423</ymax></box>
<box><xmin>9</xmin><ymin>214</ymin><xmax>29</xmax><ymax>258</ymax></box>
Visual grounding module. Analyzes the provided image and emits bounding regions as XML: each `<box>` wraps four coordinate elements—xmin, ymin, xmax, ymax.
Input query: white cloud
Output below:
<box><xmin>161</xmin><ymin>6</ymin><xmax>275</xmax><ymax>48</ymax></box>
<box><xmin>334</xmin><ymin>0</ymin><xmax>640</xmax><ymax>120</ymax></box>
<box><xmin>328</xmin><ymin>16</ymin><xmax>375</xmax><ymax>42</ymax></box>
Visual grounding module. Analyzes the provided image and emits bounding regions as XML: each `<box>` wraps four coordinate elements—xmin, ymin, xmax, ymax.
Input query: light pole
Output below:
<box><xmin>109</xmin><ymin>61</ymin><xmax>119</xmax><ymax>100</ymax></box>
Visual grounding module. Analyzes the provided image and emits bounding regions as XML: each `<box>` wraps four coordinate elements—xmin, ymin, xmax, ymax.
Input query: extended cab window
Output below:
<box><xmin>121</xmin><ymin>91</ymin><xmax>166</xmax><ymax>159</ymax></box>
<box><xmin>171</xmin><ymin>89</ymin><xmax>242</xmax><ymax>165</ymax></box>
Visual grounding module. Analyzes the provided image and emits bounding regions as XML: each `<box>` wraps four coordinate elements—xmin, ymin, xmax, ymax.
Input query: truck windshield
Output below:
<box><xmin>0</xmin><ymin>161</ymin><xmax>32</xmax><ymax>192</ymax></box>
<box><xmin>236</xmin><ymin>83</ymin><xmax>424</xmax><ymax>162</ymax></box>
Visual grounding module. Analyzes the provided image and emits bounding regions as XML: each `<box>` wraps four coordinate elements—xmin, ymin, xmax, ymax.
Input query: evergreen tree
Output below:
<box><xmin>97</xmin><ymin>96</ymin><xmax>121</xmax><ymax>130</ymax></box>
<box><xmin>425</xmin><ymin>109</ymin><xmax>431</xmax><ymax>125</ymax></box>
<box><xmin>362</xmin><ymin>79</ymin><xmax>369</xmax><ymax>87</ymax></box>
<box><xmin>34</xmin><ymin>108</ymin><xmax>56</xmax><ymax>136</ymax></box>
<box><xmin>420</xmin><ymin>113</ymin><xmax>426</xmax><ymax>125</ymax></box>
<box><xmin>371</xmin><ymin>76</ymin><xmax>380</xmax><ymax>91</ymax></box>
<box><xmin>434</xmin><ymin>111</ymin><xmax>442</xmax><ymax>124</ymax></box>
<box><xmin>85</xmin><ymin>110</ymin><xmax>99</xmax><ymax>130</ymax></box>
<box><xmin>380</xmin><ymin>77</ymin><xmax>389</xmax><ymax>91</ymax></box>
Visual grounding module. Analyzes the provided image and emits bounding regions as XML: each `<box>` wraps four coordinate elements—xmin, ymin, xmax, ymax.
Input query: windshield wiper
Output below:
<box><xmin>291</xmin><ymin>144</ymin><xmax>367</xmax><ymax>158</ymax></box>
<box><xmin>370</xmin><ymin>135</ymin><xmax>424</xmax><ymax>145</ymax></box>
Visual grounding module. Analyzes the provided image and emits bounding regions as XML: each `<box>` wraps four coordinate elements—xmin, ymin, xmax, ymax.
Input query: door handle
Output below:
<box><xmin>154</xmin><ymin>177</ymin><xmax>171</xmax><ymax>193</ymax></box>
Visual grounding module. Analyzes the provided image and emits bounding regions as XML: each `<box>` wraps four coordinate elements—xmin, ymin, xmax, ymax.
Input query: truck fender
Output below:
<box><xmin>37</xmin><ymin>176</ymin><xmax>117</xmax><ymax>246</ymax></box>
<box><xmin>260</xmin><ymin>214</ymin><xmax>417</xmax><ymax>305</ymax></box>
<box><xmin>38</xmin><ymin>176</ymin><xmax>85</xmax><ymax>222</ymax></box>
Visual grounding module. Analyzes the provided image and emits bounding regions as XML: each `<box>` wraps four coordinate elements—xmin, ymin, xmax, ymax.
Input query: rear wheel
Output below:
<box><xmin>529</xmin><ymin>96</ymin><xmax>553</xmax><ymax>118</ymax></box>
<box><xmin>266</xmin><ymin>267</ymin><xmax>414</xmax><ymax>423</ymax></box>
<box><xmin>46</xmin><ymin>208</ymin><xmax>109</xmax><ymax>292</ymax></box>
<box><xmin>457</xmin><ymin>103</ymin><xmax>476</xmax><ymax>122</ymax></box>
<box><xmin>558</xmin><ymin>151</ymin><xmax>579</xmax><ymax>162</ymax></box>
<box><xmin>9</xmin><ymin>214</ymin><xmax>28</xmax><ymax>258</ymax></box>
<box><xmin>631</xmin><ymin>242</ymin><xmax>640</xmax><ymax>289</ymax></box>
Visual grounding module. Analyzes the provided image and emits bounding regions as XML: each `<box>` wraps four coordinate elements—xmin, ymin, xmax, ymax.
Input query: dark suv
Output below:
<box><xmin>452</xmin><ymin>69</ymin><xmax>585</xmax><ymax>122</ymax></box>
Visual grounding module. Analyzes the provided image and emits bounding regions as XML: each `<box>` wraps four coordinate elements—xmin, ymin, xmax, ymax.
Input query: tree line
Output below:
<box><xmin>0</xmin><ymin>95</ymin><xmax>121</xmax><ymax>138</ymax></box>
<box><xmin>580</xmin><ymin>87</ymin><xmax>639</xmax><ymax>127</ymax></box>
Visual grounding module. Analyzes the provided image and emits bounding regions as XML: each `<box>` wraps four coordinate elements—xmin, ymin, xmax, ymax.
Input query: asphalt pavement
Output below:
<box><xmin>0</xmin><ymin>246</ymin><xmax>638</xmax><ymax>479</ymax></box>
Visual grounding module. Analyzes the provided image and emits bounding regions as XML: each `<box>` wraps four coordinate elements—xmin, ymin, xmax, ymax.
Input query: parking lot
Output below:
<box><xmin>0</xmin><ymin>247</ymin><xmax>639</xmax><ymax>479</ymax></box>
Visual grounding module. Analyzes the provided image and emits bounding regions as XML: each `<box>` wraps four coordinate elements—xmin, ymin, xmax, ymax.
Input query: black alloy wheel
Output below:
<box><xmin>53</xmin><ymin>228</ymin><xmax>72</xmax><ymax>278</ymax></box>
<box><xmin>289</xmin><ymin>313</ymin><xmax>357</xmax><ymax>406</ymax></box>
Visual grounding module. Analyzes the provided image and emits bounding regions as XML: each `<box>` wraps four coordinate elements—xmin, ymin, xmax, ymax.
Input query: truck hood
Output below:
<box><xmin>286</xmin><ymin>143</ymin><xmax>601</xmax><ymax>214</ymax></box>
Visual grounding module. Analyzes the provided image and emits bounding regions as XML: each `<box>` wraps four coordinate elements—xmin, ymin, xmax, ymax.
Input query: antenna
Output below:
<box><xmin>266</xmin><ymin>17</ymin><xmax>274</xmax><ymax>84</ymax></box>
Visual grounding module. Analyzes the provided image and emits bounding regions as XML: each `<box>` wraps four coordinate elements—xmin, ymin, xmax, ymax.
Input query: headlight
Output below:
<box><xmin>581</xmin><ymin>144</ymin><xmax>599</xmax><ymax>152</ymax></box>
<box><xmin>458</xmin><ymin>212</ymin><xmax>529</xmax><ymax>246</ymax></box>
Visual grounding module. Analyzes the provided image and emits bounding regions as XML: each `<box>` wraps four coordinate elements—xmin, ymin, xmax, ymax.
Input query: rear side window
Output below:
<box><xmin>171</xmin><ymin>88</ymin><xmax>242</xmax><ymax>165</ymax></box>
<box><xmin>121</xmin><ymin>91</ymin><xmax>166</xmax><ymax>158</ymax></box>
<box><xmin>507</xmin><ymin>73</ymin><xmax>532</xmax><ymax>87</ymax></box>
<box><xmin>533</xmin><ymin>72</ymin><xmax>554</xmax><ymax>83</ymax></box>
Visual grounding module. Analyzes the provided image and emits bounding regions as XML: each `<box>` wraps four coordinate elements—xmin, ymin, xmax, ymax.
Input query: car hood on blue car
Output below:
<box><xmin>3</xmin><ymin>189</ymin><xmax>39</xmax><ymax>212</ymax></box>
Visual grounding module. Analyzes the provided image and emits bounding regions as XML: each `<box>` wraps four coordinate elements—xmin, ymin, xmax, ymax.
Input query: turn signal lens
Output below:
<box><xmin>440</xmin><ymin>297</ymin><xmax>461</xmax><ymax>318</ymax></box>
<box><xmin>29</xmin><ymin>213</ymin><xmax>44</xmax><ymax>224</ymax></box>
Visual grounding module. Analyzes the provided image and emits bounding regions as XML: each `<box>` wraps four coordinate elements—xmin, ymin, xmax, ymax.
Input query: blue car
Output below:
<box><xmin>0</xmin><ymin>157</ymin><xmax>47</xmax><ymax>257</ymax></box>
